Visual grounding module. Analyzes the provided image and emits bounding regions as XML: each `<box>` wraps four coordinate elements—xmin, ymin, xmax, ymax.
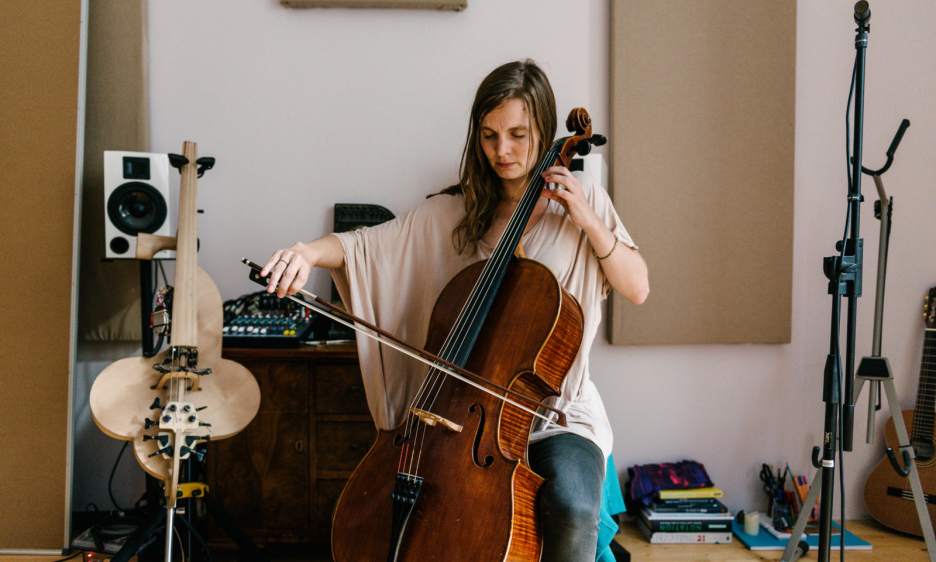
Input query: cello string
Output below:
<box><xmin>406</xmin><ymin>151</ymin><xmax>550</xmax><ymax>437</ymax></box>
<box><xmin>407</xmin><ymin>146</ymin><xmax>559</xmax><ymax>471</ymax></box>
<box><xmin>409</xmin><ymin>145</ymin><xmax>556</xmax><ymax>437</ymax></box>
<box><xmin>352</xmin><ymin>140</ymin><xmax>560</xmax><ymax>476</ymax></box>
<box><xmin>411</xmin><ymin>144</ymin><xmax>557</xmax><ymax>417</ymax></box>
<box><xmin>415</xmin><ymin>146</ymin><xmax>555</xmax><ymax>411</ymax></box>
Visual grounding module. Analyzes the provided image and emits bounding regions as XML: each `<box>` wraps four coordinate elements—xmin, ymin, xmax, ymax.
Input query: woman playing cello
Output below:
<box><xmin>262</xmin><ymin>59</ymin><xmax>648</xmax><ymax>562</ymax></box>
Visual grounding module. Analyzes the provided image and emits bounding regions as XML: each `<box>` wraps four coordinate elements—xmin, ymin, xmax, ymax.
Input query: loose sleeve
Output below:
<box><xmin>329</xmin><ymin>195</ymin><xmax>474</xmax><ymax>429</ymax></box>
<box><xmin>579</xmin><ymin>173</ymin><xmax>637</xmax><ymax>298</ymax></box>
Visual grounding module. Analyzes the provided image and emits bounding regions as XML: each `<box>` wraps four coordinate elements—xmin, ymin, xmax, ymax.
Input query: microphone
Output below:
<box><xmin>854</xmin><ymin>1</ymin><xmax>870</xmax><ymax>26</ymax></box>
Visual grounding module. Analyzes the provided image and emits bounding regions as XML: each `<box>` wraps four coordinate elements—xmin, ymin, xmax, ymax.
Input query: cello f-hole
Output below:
<box><xmin>468</xmin><ymin>404</ymin><xmax>494</xmax><ymax>468</ymax></box>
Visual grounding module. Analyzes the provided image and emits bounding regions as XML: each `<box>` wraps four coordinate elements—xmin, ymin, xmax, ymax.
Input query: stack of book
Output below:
<box><xmin>635</xmin><ymin>486</ymin><xmax>734</xmax><ymax>544</ymax></box>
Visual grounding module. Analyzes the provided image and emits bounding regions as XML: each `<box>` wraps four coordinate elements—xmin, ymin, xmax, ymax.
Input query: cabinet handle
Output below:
<box><xmin>295</xmin><ymin>440</ymin><xmax>304</xmax><ymax>452</ymax></box>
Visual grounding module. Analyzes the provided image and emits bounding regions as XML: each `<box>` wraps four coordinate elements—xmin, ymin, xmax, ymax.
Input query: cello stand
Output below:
<box><xmin>110</xmin><ymin>462</ymin><xmax>269</xmax><ymax>562</ymax></box>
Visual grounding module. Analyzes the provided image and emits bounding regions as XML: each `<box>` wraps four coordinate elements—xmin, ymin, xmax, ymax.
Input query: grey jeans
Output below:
<box><xmin>528</xmin><ymin>433</ymin><xmax>606</xmax><ymax>562</ymax></box>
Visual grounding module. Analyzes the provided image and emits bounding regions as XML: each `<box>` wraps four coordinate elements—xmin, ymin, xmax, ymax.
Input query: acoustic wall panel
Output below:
<box><xmin>77</xmin><ymin>0</ymin><xmax>150</xmax><ymax>341</ymax></box>
<box><xmin>609</xmin><ymin>0</ymin><xmax>796</xmax><ymax>345</ymax></box>
<box><xmin>0</xmin><ymin>0</ymin><xmax>85</xmax><ymax>551</ymax></box>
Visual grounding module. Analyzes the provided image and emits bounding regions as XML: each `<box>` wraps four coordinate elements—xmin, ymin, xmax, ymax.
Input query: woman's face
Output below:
<box><xmin>479</xmin><ymin>98</ymin><xmax>540</xmax><ymax>193</ymax></box>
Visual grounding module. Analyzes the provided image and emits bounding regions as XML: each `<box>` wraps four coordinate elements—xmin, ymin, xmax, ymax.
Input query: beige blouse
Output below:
<box><xmin>331</xmin><ymin>172</ymin><xmax>636</xmax><ymax>458</ymax></box>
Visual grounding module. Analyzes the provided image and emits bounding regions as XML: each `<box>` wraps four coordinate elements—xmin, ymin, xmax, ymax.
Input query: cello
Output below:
<box><xmin>322</xmin><ymin>108</ymin><xmax>605</xmax><ymax>562</ymax></box>
<box><xmin>90</xmin><ymin>142</ymin><xmax>260</xmax><ymax>559</ymax></box>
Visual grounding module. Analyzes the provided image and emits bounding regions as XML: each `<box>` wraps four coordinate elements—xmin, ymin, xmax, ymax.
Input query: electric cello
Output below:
<box><xmin>246</xmin><ymin>108</ymin><xmax>606</xmax><ymax>562</ymax></box>
<box><xmin>90</xmin><ymin>142</ymin><xmax>260</xmax><ymax>558</ymax></box>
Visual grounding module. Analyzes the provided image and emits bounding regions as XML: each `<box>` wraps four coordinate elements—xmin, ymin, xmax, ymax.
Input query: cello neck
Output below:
<box><xmin>437</xmin><ymin>141</ymin><xmax>562</xmax><ymax>368</ymax></box>
<box><xmin>171</xmin><ymin>141</ymin><xmax>200</xmax><ymax>347</ymax></box>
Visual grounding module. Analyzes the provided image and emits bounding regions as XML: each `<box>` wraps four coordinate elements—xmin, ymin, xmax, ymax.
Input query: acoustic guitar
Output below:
<box><xmin>863</xmin><ymin>286</ymin><xmax>936</xmax><ymax>536</ymax></box>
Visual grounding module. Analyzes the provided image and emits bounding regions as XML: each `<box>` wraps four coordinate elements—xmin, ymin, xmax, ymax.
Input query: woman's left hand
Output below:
<box><xmin>540</xmin><ymin>166</ymin><xmax>599</xmax><ymax>230</ymax></box>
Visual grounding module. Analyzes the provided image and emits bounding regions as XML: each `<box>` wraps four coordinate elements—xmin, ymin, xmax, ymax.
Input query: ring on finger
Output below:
<box><xmin>276</xmin><ymin>259</ymin><xmax>289</xmax><ymax>267</ymax></box>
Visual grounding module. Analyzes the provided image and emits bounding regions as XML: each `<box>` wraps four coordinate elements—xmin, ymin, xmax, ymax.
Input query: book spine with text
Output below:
<box><xmin>657</xmin><ymin>486</ymin><xmax>723</xmax><ymax>500</ymax></box>
<box><xmin>646</xmin><ymin>519</ymin><xmax>732</xmax><ymax>533</ymax></box>
<box><xmin>637</xmin><ymin>518</ymin><xmax>733</xmax><ymax>544</ymax></box>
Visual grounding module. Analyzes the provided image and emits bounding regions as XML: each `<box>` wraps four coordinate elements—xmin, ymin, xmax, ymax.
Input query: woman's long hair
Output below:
<box><xmin>438</xmin><ymin>60</ymin><xmax>557</xmax><ymax>255</ymax></box>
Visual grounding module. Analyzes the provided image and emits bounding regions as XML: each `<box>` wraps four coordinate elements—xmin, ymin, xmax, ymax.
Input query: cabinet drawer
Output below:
<box><xmin>240</xmin><ymin>360</ymin><xmax>309</xmax><ymax>412</ymax></box>
<box><xmin>207</xmin><ymin>411</ymin><xmax>310</xmax><ymax>538</ymax></box>
<box><xmin>314</xmin><ymin>363</ymin><xmax>368</xmax><ymax>414</ymax></box>
<box><xmin>316</xmin><ymin>422</ymin><xmax>376</xmax><ymax>472</ymax></box>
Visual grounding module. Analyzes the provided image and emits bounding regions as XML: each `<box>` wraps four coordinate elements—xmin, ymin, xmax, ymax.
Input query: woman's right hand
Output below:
<box><xmin>261</xmin><ymin>242</ymin><xmax>314</xmax><ymax>298</ymax></box>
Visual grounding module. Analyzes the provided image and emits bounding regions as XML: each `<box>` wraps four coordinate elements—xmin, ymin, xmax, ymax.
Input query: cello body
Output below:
<box><xmin>332</xmin><ymin>258</ymin><xmax>583</xmax><ymax>562</ymax></box>
<box><xmin>90</xmin><ymin>141</ymin><xmax>260</xmax><ymax>500</ymax></box>
<box><xmin>90</xmin><ymin>266</ymin><xmax>260</xmax><ymax>480</ymax></box>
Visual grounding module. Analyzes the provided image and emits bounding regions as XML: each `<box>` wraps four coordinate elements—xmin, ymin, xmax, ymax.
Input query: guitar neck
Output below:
<box><xmin>171</xmin><ymin>141</ymin><xmax>200</xmax><ymax>347</ymax></box>
<box><xmin>912</xmin><ymin>328</ymin><xmax>936</xmax><ymax>445</ymax></box>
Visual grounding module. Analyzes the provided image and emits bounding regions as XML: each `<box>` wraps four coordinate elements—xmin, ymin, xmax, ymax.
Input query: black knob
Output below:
<box><xmin>162</xmin><ymin>414</ymin><xmax>172</xmax><ymax>423</ymax></box>
<box><xmin>182</xmin><ymin>405</ymin><xmax>192</xmax><ymax>413</ymax></box>
<box><xmin>150</xmin><ymin>398</ymin><xmax>164</xmax><ymax>410</ymax></box>
<box><xmin>168</xmin><ymin>153</ymin><xmax>189</xmax><ymax>172</ymax></box>
<box><xmin>591</xmin><ymin>134</ymin><xmax>607</xmax><ymax>147</ymax></box>
<box><xmin>143</xmin><ymin>434</ymin><xmax>158</xmax><ymax>441</ymax></box>
<box><xmin>181</xmin><ymin>446</ymin><xmax>206</xmax><ymax>462</ymax></box>
<box><xmin>145</xmin><ymin>418</ymin><xmax>158</xmax><ymax>429</ymax></box>
<box><xmin>148</xmin><ymin>445</ymin><xmax>173</xmax><ymax>458</ymax></box>
<box><xmin>575</xmin><ymin>139</ymin><xmax>592</xmax><ymax>156</ymax></box>
<box><xmin>188</xmin><ymin>415</ymin><xmax>198</xmax><ymax>423</ymax></box>
<box><xmin>168</xmin><ymin>404</ymin><xmax>178</xmax><ymax>412</ymax></box>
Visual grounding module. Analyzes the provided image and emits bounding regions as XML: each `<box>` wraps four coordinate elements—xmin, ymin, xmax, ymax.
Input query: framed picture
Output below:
<box><xmin>281</xmin><ymin>0</ymin><xmax>466</xmax><ymax>10</ymax></box>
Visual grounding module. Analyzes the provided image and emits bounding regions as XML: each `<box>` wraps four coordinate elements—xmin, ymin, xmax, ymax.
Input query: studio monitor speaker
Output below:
<box><xmin>104</xmin><ymin>151</ymin><xmax>172</xmax><ymax>259</ymax></box>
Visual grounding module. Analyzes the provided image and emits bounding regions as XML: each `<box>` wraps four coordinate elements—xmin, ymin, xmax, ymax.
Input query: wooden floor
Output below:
<box><xmin>1</xmin><ymin>520</ymin><xmax>931</xmax><ymax>562</ymax></box>
<box><xmin>615</xmin><ymin>519</ymin><xmax>932</xmax><ymax>561</ymax></box>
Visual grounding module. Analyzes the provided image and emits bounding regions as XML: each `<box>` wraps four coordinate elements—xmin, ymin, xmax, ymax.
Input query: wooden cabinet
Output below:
<box><xmin>207</xmin><ymin>343</ymin><xmax>375</xmax><ymax>544</ymax></box>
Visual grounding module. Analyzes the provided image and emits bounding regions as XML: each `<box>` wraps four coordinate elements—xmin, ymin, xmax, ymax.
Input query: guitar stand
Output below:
<box><xmin>110</xmin><ymin>466</ymin><xmax>268</xmax><ymax>562</ymax></box>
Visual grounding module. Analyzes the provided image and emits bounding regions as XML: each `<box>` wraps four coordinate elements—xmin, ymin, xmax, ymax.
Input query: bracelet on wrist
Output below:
<box><xmin>592</xmin><ymin>237</ymin><xmax>619</xmax><ymax>261</ymax></box>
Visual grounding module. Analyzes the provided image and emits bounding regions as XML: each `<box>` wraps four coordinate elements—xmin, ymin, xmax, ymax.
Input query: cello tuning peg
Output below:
<box><xmin>590</xmin><ymin>134</ymin><xmax>607</xmax><ymax>147</ymax></box>
<box><xmin>186</xmin><ymin>435</ymin><xmax>211</xmax><ymax>446</ymax></box>
<box><xmin>150</xmin><ymin>398</ymin><xmax>164</xmax><ymax>411</ymax></box>
<box><xmin>142</xmin><ymin>434</ymin><xmax>169</xmax><ymax>446</ymax></box>
<box><xmin>199</xmin><ymin>422</ymin><xmax>212</xmax><ymax>427</ymax></box>
<box><xmin>145</xmin><ymin>418</ymin><xmax>158</xmax><ymax>429</ymax></box>
<box><xmin>195</xmin><ymin>406</ymin><xmax>207</xmax><ymax>412</ymax></box>
<box><xmin>196</xmin><ymin>157</ymin><xmax>215</xmax><ymax>178</ymax></box>
<box><xmin>180</xmin><ymin>446</ymin><xmax>206</xmax><ymax>462</ymax></box>
<box><xmin>575</xmin><ymin>139</ymin><xmax>592</xmax><ymax>156</ymax></box>
<box><xmin>148</xmin><ymin>445</ymin><xmax>173</xmax><ymax>458</ymax></box>
<box><xmin>168</xmin><ymin>153</ymin><xmax>189</xmax><ymax>173</ymax></box>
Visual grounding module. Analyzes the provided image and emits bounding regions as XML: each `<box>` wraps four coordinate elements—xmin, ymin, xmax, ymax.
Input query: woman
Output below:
<box><xmin>262</xmin><ymin>60</ymin><xmax>648</xmax><ymax>562</ymax></box>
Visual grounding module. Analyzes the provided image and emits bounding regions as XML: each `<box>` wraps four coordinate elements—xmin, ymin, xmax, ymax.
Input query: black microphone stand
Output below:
<box><xmin>780</xmin><ymin>3</ymin><xmax>871</xmax><ymax>561</ymax></box>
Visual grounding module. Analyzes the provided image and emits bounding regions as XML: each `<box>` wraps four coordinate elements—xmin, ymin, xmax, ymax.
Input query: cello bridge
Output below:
<box><xmin>410</xmin><ymin>408</ymin><xmax>463</xmax><ymax>433</ymax></box>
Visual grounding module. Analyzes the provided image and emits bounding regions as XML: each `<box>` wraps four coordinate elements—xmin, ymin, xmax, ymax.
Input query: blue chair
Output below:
<box><xmin>596</xmin><ymin>455</ymin><xmax>627</xmax><ymax>562</ymax></box>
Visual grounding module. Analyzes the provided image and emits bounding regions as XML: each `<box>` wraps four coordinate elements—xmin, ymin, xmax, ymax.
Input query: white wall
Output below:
<box><xmin>74</xmin><ymin>0</ymin><xmax>936</xmax><ymax>522</ymax></box>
